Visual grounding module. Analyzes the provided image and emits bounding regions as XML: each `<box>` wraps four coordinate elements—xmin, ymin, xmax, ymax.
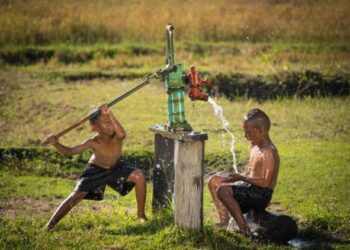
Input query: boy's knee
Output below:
<box><xmin>208</xmin><ymin>175</ymin><xmax>221</xmax><ymax>188</ymax></box>
<box><xmin>69</xmin><ymin>191</ymin><xmax>87</xmax><ymax>202</ymax></box>
<box><xmin>216</xmin><ymin>185</ymin><xmax>231</xmax><ymax>201</ymax></box>
<box><xmin>75</xmin><ymin>191</ymin><xmax>88</xmax><ymax>198</ymax></box>
<box><xmin>208</xmin><ymin>175</ymin><xmax>215</xmax><ymax>187</ymax></box>
<box><xmin>131</xmin><ymin>170</ymin><xmax>146</xmax><ymax>183</ymax></box>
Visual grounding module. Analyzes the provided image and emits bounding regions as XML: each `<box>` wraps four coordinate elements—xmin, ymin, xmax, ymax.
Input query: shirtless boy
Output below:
<box><xmin>43</xmin><ymin>104</ymin><xmax>147</xmax><ymax>230</ymax></box>
<box><xmin>208</xmin><ymin>109</ymin><xmax>280</xmax><ymax>236</ymax></box>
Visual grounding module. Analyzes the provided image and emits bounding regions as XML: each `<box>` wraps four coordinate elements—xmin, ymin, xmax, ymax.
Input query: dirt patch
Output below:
<box><xmin>0</xmin><ymin>197</ymin><xmax>118</xmax><ymax>219</ymax></box>
<box><xmin>0</xmin><ymin>197</ymin><xmax>59</xmax><ymax>219</ymax></box>
<box><xmin>267</xmin><ymin>202</ymin><xmax>289</xmax><ymax>214</ymax></box>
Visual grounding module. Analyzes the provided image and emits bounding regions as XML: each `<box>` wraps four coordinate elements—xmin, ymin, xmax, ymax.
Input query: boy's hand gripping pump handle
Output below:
<box><xmin>42</xmin><ymin>65</ymin><xmax>177</xmax><ymax>146</ymax></box>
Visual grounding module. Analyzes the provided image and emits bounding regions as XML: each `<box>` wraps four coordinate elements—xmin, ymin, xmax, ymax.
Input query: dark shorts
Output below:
<box><xmin>232</xmin><ymin>183</ymin><xmax>273</xmax><ymax>214</ymax></box>
<box><xmin>74</xmin><ymin>160</ymin><xmax>137</xmax><ymax>200</ymax></box>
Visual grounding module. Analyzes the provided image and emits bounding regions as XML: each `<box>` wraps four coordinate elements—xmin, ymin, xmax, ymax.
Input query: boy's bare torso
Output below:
<box><xmin>248</xmin><ymin>142</ymin><xmax>280</xmax><ymax>190</ymax></box>
<box><xmin>88</xmin><ymin>134</ymin><xmax>123</xmax><ymax>169</ymax></box>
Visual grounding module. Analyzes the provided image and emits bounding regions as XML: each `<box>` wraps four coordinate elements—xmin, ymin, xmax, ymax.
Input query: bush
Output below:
<box><xmin>207</xmin><ymin>71</ymin><xmax>350</xmax><ymax>101</ymax></box>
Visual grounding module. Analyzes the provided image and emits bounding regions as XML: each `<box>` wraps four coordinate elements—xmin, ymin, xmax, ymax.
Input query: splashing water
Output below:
<box><xmin>207</xmin><ymin>97</ymin><xmax>238</xmax><ymax>173</ymax></box>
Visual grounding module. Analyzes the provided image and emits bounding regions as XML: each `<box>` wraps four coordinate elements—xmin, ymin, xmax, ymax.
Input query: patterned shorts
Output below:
<box><xmin>74</xmin><ymin>160</ymin><xmax>137</xmax><ymax>200</ymax></box>
<box><xmin>232</xmin><ymin>183</ymin><xmax>273</xmax><ymax>213</ymax></box>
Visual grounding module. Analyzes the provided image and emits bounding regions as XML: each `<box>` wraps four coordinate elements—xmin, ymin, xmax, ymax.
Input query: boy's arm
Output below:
<box><xmin>44</xmin><ymin>135</ymin><xmax>93</xmax><ymax>157</ymax></box>
<box><xmin>243</xmin><ymin>162</ymin><xmax>250</xmax><ymax>176</ymax></box>
<box><xmin>100</xmin><ymin>104</ymin><xmax>126</xmax><ymax>140</ymax></box>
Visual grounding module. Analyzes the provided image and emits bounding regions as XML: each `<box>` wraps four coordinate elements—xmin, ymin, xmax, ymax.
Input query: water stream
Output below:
<box><xmin>207</xmin><ymin>97</ymin><xmax>238</xmax><ymax>173</ymax></box>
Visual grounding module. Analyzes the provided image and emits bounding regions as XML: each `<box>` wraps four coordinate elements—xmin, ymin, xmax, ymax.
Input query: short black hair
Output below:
<box><xmin>88</xmin><ymin>107</ymin><xmax>100</xmax><ymax>125</ymax></box>
<box><xmin>244</xmin><ymin>109</ymin><xmax>270</xmax><ymax>131</ymax></box>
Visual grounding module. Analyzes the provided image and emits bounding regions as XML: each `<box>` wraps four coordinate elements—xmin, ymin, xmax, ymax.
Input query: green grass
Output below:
<box><xmin>0</xmin><ymin>172</ymin><xmax>256</xmax><ymax>249</ymax></box>
<box><xmin>1</xmin><ymin>1</ymin><xmax>349</xmax><ymax>247</ymax></box>
<box><xmin>1</xmin><ymin>150</ymin><xmax>350</xmax><ymax>249</ymax></box>
<box><xmin>0</xmin><ymin>69</ymin><xmax>350</xmax><ymax>248</ymax></box>
<box><xmin>1</xmin><ymin>36</ymin><xmax>350</xmax><ymax>248</ymax></box>
<box><xmin>275</xmin><ymin>141</ymin><xmax>350</xmax><ymax>234</ymax></box>
<box><xmin>0</xmin><ymin>71</ymin><xmax>348</xmax><ymax>153</ymax></box>
<box><xmin>0</xmin><ymin>212</ymin><xmax>254</xmax><ymax>250</ymax></box>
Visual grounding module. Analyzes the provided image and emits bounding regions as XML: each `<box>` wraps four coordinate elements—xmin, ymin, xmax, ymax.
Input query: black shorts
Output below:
<box><xmin>232</xmin><ymin>183</ymin><xmax>273</xmax><ymax>214</ymax></box>
<box><xmin>74</xmin><ymin>160</ymin><xmax>137</xmax><ymax>200</ymax></box>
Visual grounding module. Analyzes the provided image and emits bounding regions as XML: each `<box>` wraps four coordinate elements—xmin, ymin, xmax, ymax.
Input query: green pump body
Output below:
<box><xmin>165</xmin><ymin>24</ymin><xmax>192</xmax><ymax>132</ymax></box>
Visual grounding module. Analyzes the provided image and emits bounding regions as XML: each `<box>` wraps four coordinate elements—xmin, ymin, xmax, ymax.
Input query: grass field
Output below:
<box><xmin>1</xmin><ymin>71</ymin><xmax>349</xmax><ymax>152</ymax></box>
<box><xmin>1</xmin><ymin>0</ymin><xmax>350</xmax><ymax>248</ymax></box>
<box><xmin>0</xmin><ymin>70</ymin><xmax>349</xmax><ymax>249</ymax></box>
<box><xmin>1</xmin><ymin>0</ymin><xmax>349</xmax><ymax>45</ymax></box>
<box><xmin>1</xmin><ymin>140</ymin><xmax>350</xmax><ymax>249</ymax></box>
<box><xmin>0</xmin><ymin>173</ymin><xmax>259</xmax><ymax>249</ymax></box>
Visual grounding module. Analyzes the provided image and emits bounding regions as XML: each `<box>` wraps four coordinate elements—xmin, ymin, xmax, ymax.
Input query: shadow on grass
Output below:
<box><xmin>291</xmin><ymin>225</ymin><xmax>350</xmax><ymax>249</ymax></box>
<box><xmin>102</xmin><ymin>209</ymin><xmax>256</xmax><ymax>249</ymax></box>
<box><xmin>101</xmin><ymin>209</ymin><xmax>174</xmax><ymax>235</ymax></box>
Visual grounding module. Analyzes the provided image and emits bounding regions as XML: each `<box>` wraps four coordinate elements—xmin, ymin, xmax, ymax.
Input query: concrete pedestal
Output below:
<box><xmin>150</xmin><ymin>125</ymin><xmax>208</xmax><ymax>230</ymax></box>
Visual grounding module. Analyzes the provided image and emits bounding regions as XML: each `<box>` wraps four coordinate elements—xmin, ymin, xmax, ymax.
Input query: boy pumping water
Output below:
<box><xmin>208</xmin><ymin>109</ymin><xmax>280</xmax><ymax>236</ymax></box>
<box><xmin>43</xmin><ymin>104</ymin><xmax>147</xmax><ymax>230</ymax></box>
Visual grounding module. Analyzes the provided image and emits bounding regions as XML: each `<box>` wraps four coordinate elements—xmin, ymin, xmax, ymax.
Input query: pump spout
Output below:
<box><xmin>189</xmin><ymin>87</ymin><xmax>209</xmax><ymax>101</ymax></box>
<box><xmin>186</xmin><ymin>65</ymin><xmax>209</xmax><ymax>101</ymax></box>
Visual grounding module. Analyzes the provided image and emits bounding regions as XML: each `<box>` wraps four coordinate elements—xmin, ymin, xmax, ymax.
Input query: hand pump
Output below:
<box><xmin>42</xmin><ymin>23</ymin><xmax>209</xmax><ymax>145</ymax></box>
<box><xmin>164</xmin><ymin>24</ymin><xmax>192</xmax><ymax>132</ymax></box>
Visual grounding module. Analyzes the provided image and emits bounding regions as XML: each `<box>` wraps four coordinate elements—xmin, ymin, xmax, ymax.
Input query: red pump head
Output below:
<box><xmin>186</xmin><ymin>65</ymin><xmax>209</xmax><ymax>101</ymax></box>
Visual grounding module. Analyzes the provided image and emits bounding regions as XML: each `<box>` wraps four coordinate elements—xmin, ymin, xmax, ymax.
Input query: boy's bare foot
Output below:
<box><xmin>43</xmin><ymin>223</ymin><xmax>55</xmax><ymax>231</ymax></box>
<box><xmin>237</xmin><ymin>226</ymin><xmax>253</xmax><ymax>238</ymax></box>
<box><xmin>137</xmin><ymin>216</ymin><xmax>148</xmax><ymax>222</ymax></box>
<box><xmin>228</xmin><ymin>223</ymin><xmax>253</xmax><ymax>238</ymax></box>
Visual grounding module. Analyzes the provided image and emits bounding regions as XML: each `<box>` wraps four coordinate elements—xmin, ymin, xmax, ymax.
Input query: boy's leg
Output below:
<box><xmin>216</xmin><ymin>185</ymin><xmax>251</xmax><ymax>236</ymax></box>
<box><xmin>46</xmin><ymin>191</ymin><xmax>88</xmax><ymax>230</ymax></box>
<box><xmin>127</xmin><ymin>170</ymin><xmax>147</xmax><ymax>220</ymax></box>
<box><xmin>208</xmin><ymin>175</ymin><xmax>230</xmax><ymax>226</ymax></box>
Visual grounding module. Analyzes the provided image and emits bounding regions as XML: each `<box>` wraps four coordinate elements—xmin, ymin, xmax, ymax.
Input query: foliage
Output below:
<box><xmin>0</xmin><ymin>147</ymin><xmax>154</xmax><ymax>177</ymax></box>
<box><xmin>0</xmin><ymin>147</ymin><xmax>240</xmax><ymax>177</ymax></box>
<box><xmin>1</xmin><ymin>41</ymin><xmax>350</xmax><ymax>76</ymax></box>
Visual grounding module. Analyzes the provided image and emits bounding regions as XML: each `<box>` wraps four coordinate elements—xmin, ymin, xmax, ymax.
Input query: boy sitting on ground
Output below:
<box><xmin>43</xmin><ymin>104</ymin><xmax>147</xmax><ymax>230</ymax></box>
<box><xmin>208</xmin><ymin>109</ymin><xmax>280</xmax><ymax>236</ymax></box>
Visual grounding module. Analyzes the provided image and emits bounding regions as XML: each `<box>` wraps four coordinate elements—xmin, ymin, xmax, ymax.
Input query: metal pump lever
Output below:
<box><xmin>42</xmin><ymin>65</ymin><xmax>177</xmax><ymax>146</ymax></box>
